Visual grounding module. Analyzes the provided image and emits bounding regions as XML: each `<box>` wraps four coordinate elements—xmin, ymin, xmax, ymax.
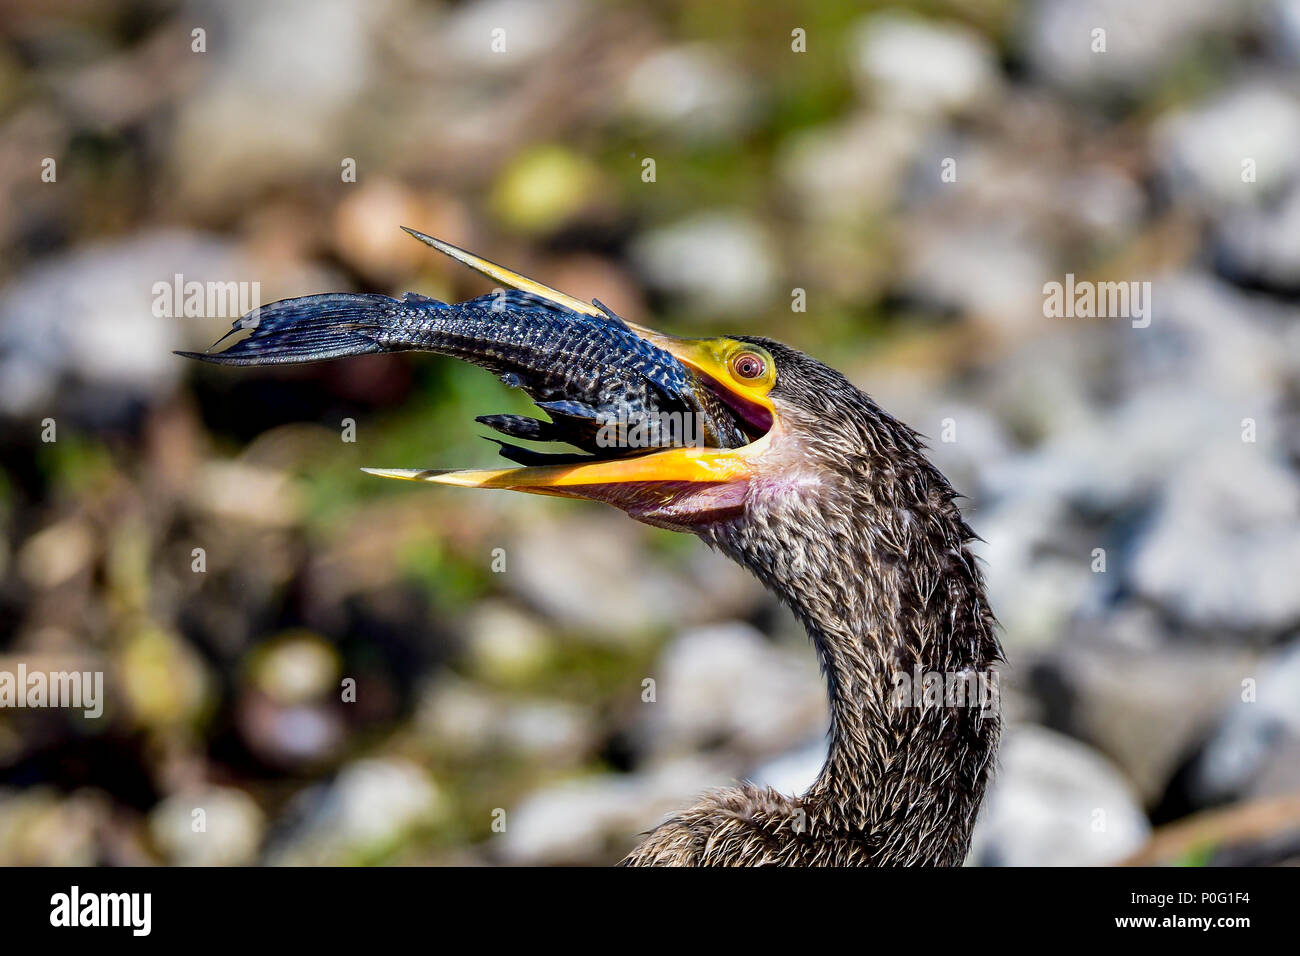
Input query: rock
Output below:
<box><xmin>435</xmin><ymin>0</ymin><xmax>585</xmax><ymax>77</ymax></box>
<box><xmin>1187</xmin><ymin>640</ymin><xmax>1300</xmax><ymax>805</ymax></box>
<box><xmin>233</xmin><ymin>627</ymin><xmax>344</xmax><ymax>770</ymax></box>
<box><xmin>0</xmin><ymin>233</ymin><xmax>209</xmax><ymax>420</ymax></box>
<box><xmin>777</xmin><ymin>112</ymin><xmax>927</xmax><ymax>225</ymax></box>
<box><xmin>499</xmin><ymin>700</ymin><xmax>593</xmax><ymax>761</ymax></box>
<box><xmin>982</xmin><ymin>384</ymin><xmax>1237</xmax><ymax>511</ymax></box>
<box><xmin>0</xmin><ymin>230</ymin><xmax>334</xmax><ymax>423</ymax></box>
<box><xmin>0</xmin><ymin>787</ymin><xmax>110</xmax><ymax>866</ymax></box>
<box><xmin>265</xmin><ymin>757</ymin><xmax>443</xmax><ymax>865</ymax></box>
<box><xmin>749</xmin><ymin>735</ymin><xmax>828</xmax><ymax>797</ymax></box>
<box><xmin>236</xmin><ymin>693</ymin><xmax>345</xmax><ymax>769</ymax></box>
<box><xmin>621</xmin><ymin>45</ymin><xmax>754</xmax><ymax>141</ymax></box>
<box><xmin>1029</xmin><ymin>635</ymin><xmax>1260</xmax><ymax>803</ymax></box>
<box><xmin>495</xmin><ymin>756</ymin><xmax>723</xmax><ymax>864</ymax></box>
<box><xmin>1131</xmin><ymin>448</ymin><xmax>1300</xmax><ymax>632</ymax></box>
<box><xmin>462</xmin><ymin>601</ymin><xmax>554</xmax><ymax>685</ymax></box>
<box><xmin>170</xmin><ymin>0</ymin><xmax>384</xmax><ymax>204</ymax></box>
<box><xmin>916</xmin><ymin>401</ymin><xmax>1014</xmax><ymax>502</ymax></box>
<box><xmin>415</xmin><ymin>674</ymin><xmax>593</xmax><ymax>765</ymax></box>
<box><xmin>968</xmin><ymin>487</ymin><xmax>1106</xmax><ymax>653</ymax></box>
<box><xmin>414</xmin><ymin>675</ymin><xmax>498</xmax><ymax>757</ymax></box>
<box><xmin>190</xmin><ymin>461</ymin><xmax>303</xmax><ymax>528</ymax></box>
<box><xmin>16</xmin><ymin>518</ymin><xmax>97</xmax><ymax>590</ymax></box>
<box><xmin>851</xmin><ymin>11</ymin><xmax>999</xmax><ymax>114</ymax></box>
<box><xmin>1215</xmin><ymin>183</ymin><xmax>1300</xmax><ymax>290</ymax></box>
<box><xmin>975</xmin><ymin>326</ymin><xmax>1102</xmax><ymax>451</ymax></box>
<box><xmin>1140</xmin><ymin>274</ymin><xmax>1297</xmax><ymax>400</ymax></box>
<box><xmin>1023</xmin><ymin>0</ymin><xmax>1253</xmax><ymax>94</ymax></box>
<box><xmin>1155</xmin><ymin>80</ymin><xmax>1300</xmax><ymax>212</ymax></box>
<box><xmin>974</xmin><ymin>274</ymin><xmax>1290</xmax><ymax>510</ymax></box>
<box><xmin>149</xmin><ymin>786</ymin><xmax>265</xmax><ymax>866</ymax></box>
<box><xmin>630</xmin><ymin>212</ymin><xmax>778</xmax><ymax>316</ymax></box>
<box><xmin>1275</xmin><ymin>0</ymin><xmax>1300</xmax><ymax>62</ymax></box>
<box><xmin>503</xmin><ymin>512</ymin><xmax>672</xmax><ymax>638</ymax></box>
<box><xmin>332</xmin><ymin>181</ymin><xmax>472</xmax><ymax>284</ymax></box>
<box><xmin>969</xmin><ymin>724</ymin><xmax>1150</xmax><ymax>866</ymax></box>
<box><xmin>503</xmin><ymin>511</ymin><xmax>750</xmax><ymax>640</ymax></box>
<box><xmin>899</xmin><ymin>220</ymin><xmax>1051</xmax><ymax>334</ymax></box>
<box><xmin>247</xmin><ymin>630</ymin><xmax>341</xmax><ymax>705</ymax></box>
<box><xmin>639</xmin><ymin>622</ymin><xmax>826</xmax><ymax>759</ymax></box>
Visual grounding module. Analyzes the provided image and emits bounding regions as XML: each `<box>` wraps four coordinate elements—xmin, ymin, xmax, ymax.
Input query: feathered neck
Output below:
<box><xmin>705</xmin><ymin>407</ymin><xmax>1002</xmax><ymax>865</ymax></box>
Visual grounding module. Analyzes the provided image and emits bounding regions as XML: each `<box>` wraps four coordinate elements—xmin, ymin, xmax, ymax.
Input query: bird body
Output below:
<box><xmin>181</xmin><ymin>230</ymin><xmax>1001</xmax><ymax>866</ymax></box>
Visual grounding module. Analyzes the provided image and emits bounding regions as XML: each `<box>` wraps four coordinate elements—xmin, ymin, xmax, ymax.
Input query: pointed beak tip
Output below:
<box><xmin>361</xmin><ymin>467</ymin><xmax>424</xmax><ymax>481</ymax></box>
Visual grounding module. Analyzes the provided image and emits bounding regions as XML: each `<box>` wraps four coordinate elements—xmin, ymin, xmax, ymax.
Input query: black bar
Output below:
<box><xmin>0</xmin><ymin>866</ymin><xmax>1282</xmax><ymax>942</ymax></box>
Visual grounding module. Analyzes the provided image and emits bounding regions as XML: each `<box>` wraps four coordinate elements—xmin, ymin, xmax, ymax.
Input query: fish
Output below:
<box><xmin>177</xmin><ymin>249</ymin><xmax>751</xmax><ymax>464</ymax></box>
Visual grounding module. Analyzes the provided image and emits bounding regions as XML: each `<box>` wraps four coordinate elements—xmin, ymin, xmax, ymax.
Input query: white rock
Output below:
<box><xmin>504</xmin><ymin>510</ymin><xmax>760</xmax><ymax>639</ymax></box>
<box><xmin>1132</xmin><ymin>449</ymin><xmax>1300</xmax><ymax>631</ymax></box>
<box><xmin>0</xmin><ymin>230</ymin><xmax>331</xmax><ymax>420</ymax></box>
<box><xmin>851</xmin><ymin>12</ymin><xmax>999</xmax><ymax>114</ymax></box>
<box><xmin>970</xmin><ymin>724</ymin><xmax>1150</xmax><ymax>866</ymax></box>
<box><xmin>265</xmin><ymin>758</ymin><xmax>442</xmax><ymax>865</ymax></box>
<box><xmin>1155</xmin><ymin>81</ymin><xmax>1300</xmax><ymax>212</ymax></box>
<box><xmin>497</xmin><ymin>756</ymin><xmax>723</xmax><ymax>864</ymax></box>
<box><xmin>1024</xmin><ymin>0</ymin><xmax>1251</xmax><ymax>93</ymax></box>
<box><xmin>900</xmin><ymin>221</ymin><xmax>1050</xmax><ymax>333</ymax></box>
<box><xmin>631</xmin><ymin>213</ymin><xmax>778</xmax><ymax>315</ymax></box>
<box><xmin>172</xmin><ymin>0</ymin><xmax>386</xmax><ymax>193</ymax></box>
<box><xmin>415</xmin><ymin>675</ymin><xmax>593</xmax><ymax>764</ymax></box>
<box><xmin>150</xmin><ymin>786</ymin><xmax>265</xmax><ymax>866</ymax></box>
<box><xmin>918</xmin><ymin>400</ymin><xmax>1014</xmax><ymax>499</ymax></box>
<box><xmin>1190</xmin><ymin>640</ymin><xmax>1300</xmax><ymax>803</ymax></box>
<box><xmin>1217</xmin><ymin>184</ymin><xmax>1300</xmax><ymax>287</ymax></box>
<box><xmin>777</xmin><ymin>112</ymin><xmax>927</xmax><ymax>224</ymax></box>
<box><xmin>622</xmin><ymin>45</ymin><xmax>753</xmax><ymax>140</ymax></box>
<box><xmin>749</xmin><ymin>735</ymin><xmax>828</xmax><ymax>797</ymax></box>
<box><xmin>1274</xmin><ymin>0</ymin><xmax>1300</xmax><ymax>62</ymax></box>
<box><xmin>640</xmin><ymin>622</ymin><xmax>826</xmax><ymax>757</ymax></box>
<box><xmin>1032</xmin><ymin>638</ymin><xmax>1260</xmax><ymax>803</ymax></box>
<box><xmin>437</xmin><ymin>0</ymin><xmax>584</xmax><ymax>75</ymax></box>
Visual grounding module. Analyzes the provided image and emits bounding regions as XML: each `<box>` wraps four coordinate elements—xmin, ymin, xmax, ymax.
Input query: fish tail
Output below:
<box><xmin>175</xmin><ymin>292</ymin><xmax>440</xmax><ymax>366</ymax></box>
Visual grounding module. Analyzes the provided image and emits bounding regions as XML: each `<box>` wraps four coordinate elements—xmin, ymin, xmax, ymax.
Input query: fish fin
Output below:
<box><xmin>484</xmin><ymin>438</ymin><xmax>596</xmax><ymax>467</ymax></box>
<box><xmin>176</xmin><ymin>293</ymin><xmax>436</xmax><ymax>366</ymax></box>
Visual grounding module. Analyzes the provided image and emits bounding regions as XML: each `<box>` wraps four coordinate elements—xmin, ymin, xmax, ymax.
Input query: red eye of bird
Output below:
<box><xmin>731</xmin><ymin>352</ymin><xmax>766</xmax><ymax>380</ymax></box>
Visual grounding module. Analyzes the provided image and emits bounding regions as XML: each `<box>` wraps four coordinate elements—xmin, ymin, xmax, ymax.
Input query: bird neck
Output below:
<box><xmin>796</xmin><ymin>583</ymin><xmax>1000</xmax><ymax>865</ymax></box>
<box><xmin>708</xmin><ymin>461</ymin><xmax>1002</xmax><ymax>864</ymax></box>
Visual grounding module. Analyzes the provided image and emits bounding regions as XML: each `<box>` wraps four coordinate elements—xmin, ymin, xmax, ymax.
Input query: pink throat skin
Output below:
<box><xmin>587</xmin><ymin>417</ymin><xmax>822</xmax><ymax>533</ymax></box>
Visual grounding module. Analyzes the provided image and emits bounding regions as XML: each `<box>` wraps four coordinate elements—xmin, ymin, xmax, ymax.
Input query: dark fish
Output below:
<box><xmin>178</xmin><ymin>288</ymin><xmax>748</xmax><ymax>461</ymax></box>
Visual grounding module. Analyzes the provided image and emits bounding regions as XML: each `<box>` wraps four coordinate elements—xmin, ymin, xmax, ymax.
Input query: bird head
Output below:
<box><xmin>363</xmin><ymin>231</ymin><xmax>875</xmax><ymax>537</ymax></box>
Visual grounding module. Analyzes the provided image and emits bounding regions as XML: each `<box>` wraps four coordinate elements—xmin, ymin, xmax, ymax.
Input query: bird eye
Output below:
<box><xmin>731</xmin><ymin>351</ymin><xmax>766</xmax><ymax>380</ymax></box>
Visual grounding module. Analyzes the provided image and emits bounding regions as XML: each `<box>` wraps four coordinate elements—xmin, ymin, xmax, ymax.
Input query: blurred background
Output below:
<box><xmin>1</xmin><ymin>0</ymin><xmax>1299</xmax><ymax>866</ymax></box>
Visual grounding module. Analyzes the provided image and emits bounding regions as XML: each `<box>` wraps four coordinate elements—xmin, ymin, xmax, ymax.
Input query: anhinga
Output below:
<box><xmin>181</xmin><ymin>228</ymin><xmax>1002</xmax><ymax>866</ymax></box>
